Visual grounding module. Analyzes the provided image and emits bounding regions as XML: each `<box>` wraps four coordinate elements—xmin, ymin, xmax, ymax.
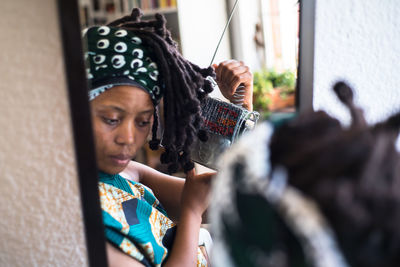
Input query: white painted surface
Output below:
<box><xmin>228</xmin><ymin>0</ymin><xmax>299</xmax><ymax>72</ymax></box>
<box><xmin>233</xmin><ymin>0</ymin><xmax>260</xmax><ymax>69</ymax></box>
<box><xmin>278</xmin><ymin>0</ymin><xmax>299</xmax><ymax>71</ymax></box>
<box><xmin>0</xmin><ymin>0</ymin><xmax>88</xmax><ymax>266</ymax></box>
<box><xmin>313</xmin><ymin>0</ymin><xmax>400</xmax><ymax>131</ymax></box>
<box><xmin>177</xmin><ymin>0</ymin><xmax>231</xmax><ymax>68</ymax></box>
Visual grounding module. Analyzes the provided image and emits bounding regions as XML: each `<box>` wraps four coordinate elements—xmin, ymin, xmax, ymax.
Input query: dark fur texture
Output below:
<box><xmin>270</xmin><ymin>81</ymin><xmax>400</xmax><ymax>267</ymax></box>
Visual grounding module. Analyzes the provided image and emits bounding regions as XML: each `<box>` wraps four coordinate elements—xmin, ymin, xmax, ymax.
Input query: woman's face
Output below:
<box><xmin>91</xmin><ymin>85</ymin><xmax>154</xmax><ymax>174</ymax></box>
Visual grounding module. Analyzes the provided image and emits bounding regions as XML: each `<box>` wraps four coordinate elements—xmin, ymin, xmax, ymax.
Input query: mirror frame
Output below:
<box><xmin>57</xmin><ymin>0</ymin><xmax>108</xmax><ymax>266</ymax></box>
<box><xmin>296</xmin><ymin>0</ymin><xmax>316</xmax><ymax>112</ymax></box>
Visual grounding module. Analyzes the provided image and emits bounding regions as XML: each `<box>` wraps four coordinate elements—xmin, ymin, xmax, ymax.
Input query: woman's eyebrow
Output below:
<box><xmin>139</xmin><ymin>109</ymin><xmax>154</xmax><ymax>115</ymax></box>
<box><xmin>99</xmin><ymin>105</ymin><xmax>153</xmax><ymax>115</ymax></box>
<box><xmin>97</xmin><ymin>105</ymin><xmax>126</xmax><ymax>113</ymax></box>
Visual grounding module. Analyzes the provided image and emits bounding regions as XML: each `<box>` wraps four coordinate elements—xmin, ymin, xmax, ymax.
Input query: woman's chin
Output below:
<box><xmin>96</xmin><ymin>155</ymin><xmax>134</xmax><ymax>174</ymax></box>
<box><xmin>99</xmin><ymin>163</ymin><xmax>128</xmax><ymax>175</ymax></box>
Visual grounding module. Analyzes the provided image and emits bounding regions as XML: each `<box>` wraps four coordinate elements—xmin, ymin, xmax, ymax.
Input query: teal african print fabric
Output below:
<box><xmin>83</xmin><ymin>26</ymin><xmax>163</xmax><ymax>104</ymax></box>
<box><xmin>98</xmin><ymin>171</ymin><xmax>208</xmax><ymax>267</ymax></box>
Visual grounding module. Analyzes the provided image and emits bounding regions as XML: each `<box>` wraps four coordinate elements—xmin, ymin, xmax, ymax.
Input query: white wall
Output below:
<box><xmin>177</xmin><ymin>0</ymin><xmax>231</xmax><ymax>68</ymax></box>
<box><xmin>227</xmin><ymin>0</ymin><xmax>299</xmax><ymax>72</ymax></box>
<box><xmin>0</xmin><ymin>0</ymin><xmax>88</xmax><ymax>266</ymax></box>
<box><xmin>313</xmin><ymin>0</ymin><xmax>400</xmax><ymax>131</ymax></box>
<box><xmin>230</xmin><ymin>0</ymin><xmax>260</xmax><ymax>69</ymax></box>
<box><xmin>278</xmin><ymin>0</ymin><xmax>299</xmax><ymax>71</ymax></box>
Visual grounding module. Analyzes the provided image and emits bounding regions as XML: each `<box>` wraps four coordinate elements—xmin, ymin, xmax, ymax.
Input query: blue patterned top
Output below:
<box><xmin>98</xmin><ymin>171</ymin><xmax>207</xmax><ymax>267</ymax></box>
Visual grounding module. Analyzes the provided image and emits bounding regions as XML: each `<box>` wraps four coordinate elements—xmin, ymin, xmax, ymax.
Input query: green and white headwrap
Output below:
<box><xmin>83</xmin><ymin>26</ymin><xmax>164</xmax><ymax>104</ymax></box>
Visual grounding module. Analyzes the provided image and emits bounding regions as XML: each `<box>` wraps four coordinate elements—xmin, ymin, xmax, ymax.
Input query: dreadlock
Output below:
<box><xmin>107</xmin><ymin>8</ymin><xmax>215</xmax><ymax>173</ymax></box>
<box><xmin>270</xmin><ymin>81</ymin><xmax>400</xmax><ymax>267</ymax></box>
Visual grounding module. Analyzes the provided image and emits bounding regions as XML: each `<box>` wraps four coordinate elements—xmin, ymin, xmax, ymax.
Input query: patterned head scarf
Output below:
<box><xmin>83</xmin><ymin>25</ymin><xmax>163</xmax><ymax>105</ymax></box>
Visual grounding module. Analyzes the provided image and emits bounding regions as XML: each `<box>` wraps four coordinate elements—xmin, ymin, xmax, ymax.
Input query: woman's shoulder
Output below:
<box><xmin>119</xmin><ymin>161</ymin><xmax>167</xmax><ymax>195</ymax></box>
<box><xmin>119</xmin><ymin>160</ymin><xmax>145</xmax><ymax>182</ymax></box>
<box><xmin>122</xmin><ymin>159</ymin><xmax>180</xmax><ymax>185</ymax></box>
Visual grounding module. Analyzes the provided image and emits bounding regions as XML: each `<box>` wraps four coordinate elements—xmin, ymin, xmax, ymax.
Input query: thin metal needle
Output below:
<box><xmin>209</xmin><ymin>0</ymin><xmax>240</xmax><ymax>66</ymax></box>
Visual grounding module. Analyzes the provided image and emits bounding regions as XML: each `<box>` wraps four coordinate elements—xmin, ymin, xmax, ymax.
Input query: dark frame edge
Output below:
<box><xmin>56</xmin><ymin>0</ymin><xmax>108</xmax><ymax>266</ymax></box>
<box><xmin>296</xmin><ymin>0</ymin><xmax>316</xmax><ymax>112</ymax></box>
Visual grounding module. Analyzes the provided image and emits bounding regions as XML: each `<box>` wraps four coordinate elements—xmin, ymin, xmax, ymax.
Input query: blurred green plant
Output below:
<box><xmin>253</xmin><ymin>68</ymin><xmax>296</xmax><ymax>115</ymax></box>
<box><xmin>253</xmin><ymin>70</ymin><xmax>273</xmax><ymax>112</ymax></box>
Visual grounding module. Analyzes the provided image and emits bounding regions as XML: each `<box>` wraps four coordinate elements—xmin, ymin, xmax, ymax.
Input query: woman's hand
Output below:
<box><xmin>159</xmin><ymin>168</ymin><xmax>215</xmax><ymax>267</ymax></box>
<box><xmin>180</xmin><ymin>169</ymin><xmax>215</xmax><ymax>220</ymax></box>
<box><xmin>213</xmin><ymin>60</ymin><xmax>254</xmax><ymax>111</ymax></box>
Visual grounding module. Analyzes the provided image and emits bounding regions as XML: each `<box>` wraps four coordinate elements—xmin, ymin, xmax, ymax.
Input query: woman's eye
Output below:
<box><xmin>102</xmin><ymin>117</ymin><xmax>119</xmax><ymax>125</ymax></box>
<box><xmin>137</xmin><ymin>121</ymin><xmax>151</xmax><ymax>127</ymax></box>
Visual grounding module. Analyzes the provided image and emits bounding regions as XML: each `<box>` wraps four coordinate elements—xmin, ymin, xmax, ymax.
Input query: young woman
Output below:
<box><xmin>83</xmin><ymin>8</ymin><xmax>253</xmax><ymax>267</ymax></box>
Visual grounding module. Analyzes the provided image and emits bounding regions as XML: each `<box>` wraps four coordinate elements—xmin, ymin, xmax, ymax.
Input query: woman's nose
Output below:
<box><xmin>115</xmin><ymin>121</ymin><xmax>135</xmax><ymax>145</ymax></box>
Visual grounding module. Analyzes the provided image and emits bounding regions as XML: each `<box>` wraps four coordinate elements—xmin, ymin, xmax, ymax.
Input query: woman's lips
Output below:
<box><xmin>109</xmin><ymin>154</ymin><xmax>131</xmax><ymax>166</ymax></box>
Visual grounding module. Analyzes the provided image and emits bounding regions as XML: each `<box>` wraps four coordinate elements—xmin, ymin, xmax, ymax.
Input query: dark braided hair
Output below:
<box><xmin>107</xmin><ymin>8</ymin><xmax>215</xmax><ymax>173</ymax></box>
<box><xmin>270</xmin><ymin>81</ymin><xmax>400</xmax><ymax>267</ymax></box>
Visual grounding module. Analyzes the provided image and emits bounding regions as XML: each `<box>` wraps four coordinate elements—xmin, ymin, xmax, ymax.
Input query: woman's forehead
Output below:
<box><xmin>92</xmin><ymin>85</ymin><xmax>154</xmax><ymax>112</ymax></box>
